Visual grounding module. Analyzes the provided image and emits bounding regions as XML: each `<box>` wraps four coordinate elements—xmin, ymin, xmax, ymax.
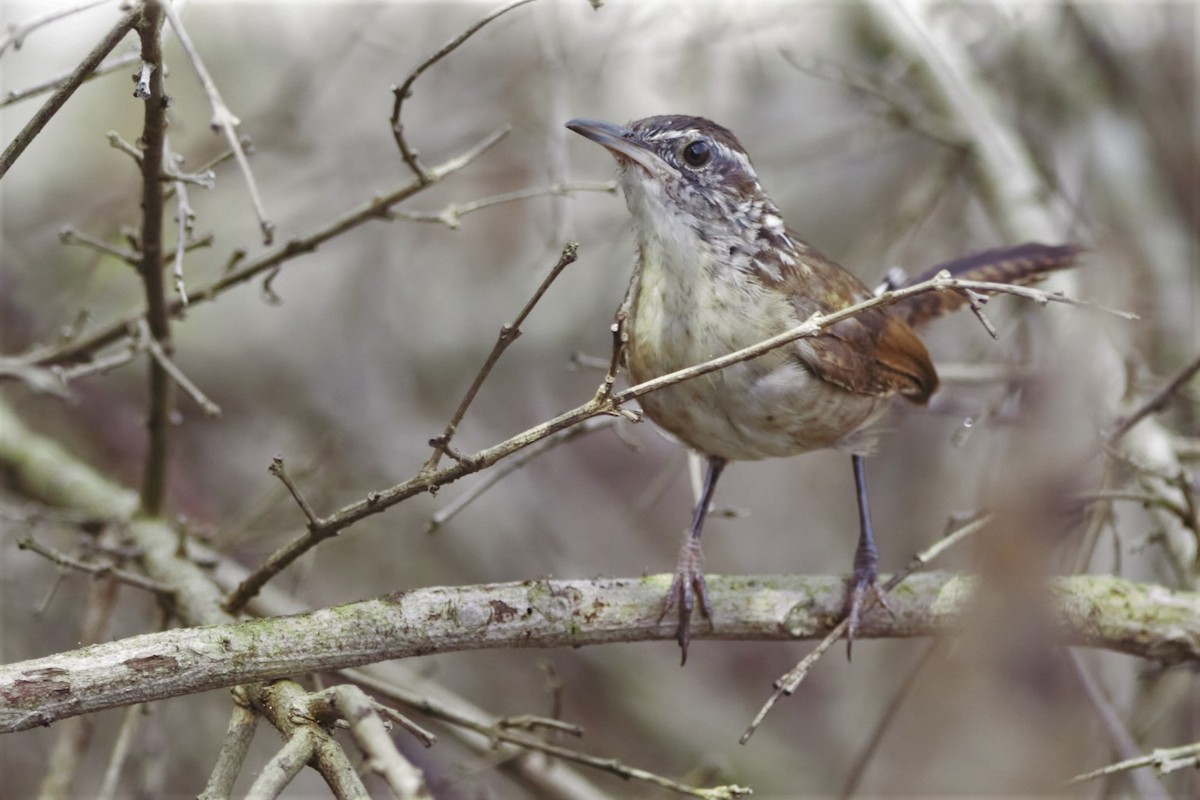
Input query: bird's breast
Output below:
<box><xmin>626</xmin><ymin>234</ymin><xmax>886</xmax><ymax>461</ymax></box>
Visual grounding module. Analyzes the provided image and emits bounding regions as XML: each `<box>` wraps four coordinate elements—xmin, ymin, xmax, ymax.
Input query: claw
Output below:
<box><xmin>659</xmin><ymin>534</ymin><xmax>711</xmax><ymax>665</ymax></box>
<box><xmin>844</xmin><ymin>570</ymin><xmax>894</xmax><ymax>659</ymax></box>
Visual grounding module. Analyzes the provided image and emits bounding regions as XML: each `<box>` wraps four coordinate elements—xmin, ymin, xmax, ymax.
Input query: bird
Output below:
<box><xmin>566</xmin><ymin>114</ymin><xmax>1079</xmax><ymax>663</ymax></box>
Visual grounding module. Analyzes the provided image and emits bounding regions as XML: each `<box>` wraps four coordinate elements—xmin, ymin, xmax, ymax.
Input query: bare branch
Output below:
<box><xmin>320</xmin><ymin>686</ymin><xmax>429</xmax><ymax>799</ymax></box>
<box><xmin>423</xmin><ymin>242</ymin><xmax>579</xmax><ymax>472</ymax></box>
<box><xmin>1065</xmin><ymin>650</ymin><xmax>1167</xmax><ymax>798</ymax></box>
<box><xmin>1068</xmin><ymin>741</ymin><xmax>1200</xmax><ymax>786</ymax></box>
<box><xmin>1108</xmin><ymin>350</ymin><xmax>1200</xmax><ymax>443</ymax></box>
<box><xmin>59</xmin><ymin>225</ymin><xmax>140</xmax><ymax>266</ymax></box>
<box><xmin>395</xmin><ymin>181</ymin><xmax>616</xmax><ymax>229</ymax></box>
<box><xmin>0</xmin><ymin>6</ymin><xmax>138</xmax><ymax>180</ymax></box>
<box><xmin>1</xmin><ymin>50</ymin><xmax>139</xmax><ymax>108</ymax></box>
<box><xmin>427</xmin><ymin>417</ymin><xmax>617</xmax><ymax>534</ymax></box>
<box><xmin>0</xmin><ymin>0</ymin><xmax>119</xmax><ymax>57</ymax></box>
<box><xmin>269</xmin><ymin>456</ymin><xmax>319</xmax><ymax>528</ymax></box>
<box><xmin>136</xmin><ymin>319</ymin><xmax>221</xmax><ymax>417</ymax></box>
<box><xmin>4</xmin><ymin>572</ymin><xmax>1197</xmax><ymax>735</ymax></box>
<box><xmin>17</xmin><ymin>535</ymin><xmax>172</xmax><ymax>595</ymax></box>
<box><xmin>97</xmin><ymin>703</ymin><xmax>144</xmax><ymax>800</ymax></box>
<box><xmin>198</xmin><ymin>693</ymin><xmax>259</xmax><ymax>800</ymax></box>
<box><xmin>159</xmin><ymin>1</ymin><xmax>273</xmax><ymax>244</ymax></box>
<box><xmin>33</xmin><ymin>127</ymin><xmax>510</xmax><ymax>369</ymax></box>
<box><xmin>133</xmin><ymin>1</ymin><xmax>172</xmax><ymax>517</ymax></box>
<box><xmin>741</xmin><ymin>512</ymin><xmax>991</xmax><ymax>742</ymax></box>
<box><xmin>390</xmin><ymin>0</ymin><xmax>536</xmax><ymax>181</ymax></box>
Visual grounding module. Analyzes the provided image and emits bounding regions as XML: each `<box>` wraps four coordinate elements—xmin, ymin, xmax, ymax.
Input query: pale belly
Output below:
<box><xmin>627</xmin><ymin>266</ymin><xmax>887</xmax><ymax>461</ymax></box>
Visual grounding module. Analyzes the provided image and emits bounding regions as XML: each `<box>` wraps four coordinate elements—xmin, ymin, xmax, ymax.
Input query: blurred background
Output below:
<box><xmin>1</xmin><ymin>0</ymin><xmax>1196</xmax><ymax>797</ymax></box>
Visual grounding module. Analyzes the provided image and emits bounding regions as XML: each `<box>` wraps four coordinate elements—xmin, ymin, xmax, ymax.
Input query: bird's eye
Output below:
<box><xmin>680</xmin><ymin>139</ymin><xmax>711</xmax><ymax>168</ymax></box>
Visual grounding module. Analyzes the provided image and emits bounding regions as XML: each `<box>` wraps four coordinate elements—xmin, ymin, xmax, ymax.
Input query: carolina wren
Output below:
<box><xmin>566</xmin><ymin>114</ymin><xmax>1079</xmax><ymax>663</ymax></box>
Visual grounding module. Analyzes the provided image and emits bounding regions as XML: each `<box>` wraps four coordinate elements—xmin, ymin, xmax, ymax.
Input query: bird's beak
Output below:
<box><xmin>566</xmin><ymin>118</ymin><xmax>677</xmax><ymax>178</ymax></box>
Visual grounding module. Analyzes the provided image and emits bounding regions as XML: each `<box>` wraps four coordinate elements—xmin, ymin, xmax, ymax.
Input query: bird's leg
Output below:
<box><xmin>660</xmin><ymin>455</ymin><xmax>726</xmax><ymax>665</ymax></box>
<box><xmin>845</xmin><ymin>453</ymin><xmax>893</xmax><ymax>657</ymax></box>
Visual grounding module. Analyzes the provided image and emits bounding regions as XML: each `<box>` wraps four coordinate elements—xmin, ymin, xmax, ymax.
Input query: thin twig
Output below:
<box><xmin>423</xmin><ymin>242</ymin><xmax>579</xmax><ymax>473</ymax></box>
<box><xmin>105</xmin><ymin>129</ymin><xmax>144</xmax><ymax>164</ymax></box>
<box><xmin>839</xmin><ymin>639</ymin><xmax>945</xmax><ymax>799</ymax></box>
<box><xmin>1065</xmin><ymin>650</ymin><xmax>1170</xmax><ymax>799</ymax></box>
<box><xmin>350</xmin><ymin>670</ymin><xmax>750</xmax><ymax>800</ymax></box>
<box><xmin>34</xmin><ymin>128</ymin><xmax>510</xmax><ymax>369</ymax></box>
<box><xmin>371</xmin><ymin>703</ymin><xmax>437</xmax><ymax>749</ymax></box>
<box><xmin>167</xmin><ymin>139</ymin><xmax>195</xmax><ymax>305</ymax></box>
<box><xmin>741</xmin><ymin>513</ymin><xmax>991</xmax><ymax>743</ymax></box>
<box><xmin>395</xmin><ymin>181</ymin><xmax>616</xmax><ymax>229</ymax></box>
<box><xmin>52</xmin><ymin>343</ymin><xmax>139</xmax><ymax>383</ymax></box>
<box><xmin>0</xmin><ymin>358</ymin><xmax>70</xmax><ymax>396</ymax></box>
<box><xmin>160</xmin><ymin>0</ymin><xmax>273</xmax><ymax>244</ymax></box>
<box><xmin>0</xmin><ymin>6</ymin><xmax>138</xmax><ymax>179</ymax></box>
<box><xmin>499</xmin><ymin>714</ymin><xmax>583</xmax><ymax>737</ymax></box>
<box><xmin>97</xmin><ymin>703</ymin><xmax>144</xmax><ymax>800</ymax></box>
<box><xmin>1068</xmin><ymin>742</ymin><xmax>1200</xmax><ymax>786</ymax></box>
<box><xmin>137</xmin><ymin>319</ymin><xmax>221</xmax><ymax>417</ymax></box>
<box><xmin>17</xmin><ymin>536</ymin><xmax>172</xmax><ymax>595</ymax></box>
<box><xmin>198</xmin><ymin>691</ymin><xmax>259</xmax><ymax>800</ymax></box>
<box><xmin>961</xmin><ymin>286</ymin><xmax>998</xmax><ymax>339</ymax></box>
<box><xmin>269</xmin><ymin>456</ymin><xmax>319</xmax><ymax>528</ymax></box>
<box><xmin>1</xmin><ymin>50</ymin><xmax>139</xmax><ymax>108</ymax></box>
<box><xmin>0</xmin><ymin>0</ymin><xmax>119</xmax><ymax>57</ymax></box>
<box><xmin>110</xmin><ymin>127</ymin><xmax>219</xmax><ymax>189</ymax></box>
<box><xmin>1108</xmin><ymin>350</ymin><xmax>1200</xmax><ymax>443</ymax></box>
<box><xmin>390</xmin><ymin>0</ymin><xmax>536</xmax><ymax>181</ymax></box>
<box><xmin>59</xmin><ymin>226</ymin><xmax>141</xmax><ymax>265</ymax></box>
<box><xmin>426</xmin><ymin>417</ymin><xmax>617</xmax><ymax>534</ymax></box>
<box><xmin>780</xmin><ymin>53</ymin><xmax>966</xmax><ymax>150</ymax></box>
<box><xmin>1078</xmin><ymin>488</ymin><xmax>1191</xmax><ymax>525</ymax></box>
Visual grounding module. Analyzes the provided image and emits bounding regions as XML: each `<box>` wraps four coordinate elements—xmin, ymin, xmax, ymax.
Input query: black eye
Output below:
<box><xmin>680</xmin><ymin>139</ymin><xmax>711</xmax><ymax>168</ymax></box>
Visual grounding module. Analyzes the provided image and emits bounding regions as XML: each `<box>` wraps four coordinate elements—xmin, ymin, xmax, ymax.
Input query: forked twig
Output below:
<box><xmin>422</xmin><ymin>242</ymin><xmax>579</xmax><ymax>473</ymax></box>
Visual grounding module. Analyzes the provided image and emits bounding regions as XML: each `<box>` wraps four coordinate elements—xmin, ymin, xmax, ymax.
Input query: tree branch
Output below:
<box><xmin>31</xmin><ymin>127</ymin><xmax>510</xmax><ymax>368</ymax></box>
<box><xmin>133</xmin><ymin>0</ymin><xmax>172</xmax><ymax>517</ymax></box>
<box><xmin>0</xmin><ymin>6</ymin><xmax>137</xmax><ymax>180</ymax></box>
<box><xmin>2</xmin><ymin>572</ymin><xmax>1195</xmax><ymax>734</ymax></box>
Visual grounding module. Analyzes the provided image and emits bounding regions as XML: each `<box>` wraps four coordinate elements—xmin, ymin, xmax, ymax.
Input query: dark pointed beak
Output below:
<box><xmin>566</xmin><ymin>118</ymin><xmax>676</xmax><ymax>177</ymax></box>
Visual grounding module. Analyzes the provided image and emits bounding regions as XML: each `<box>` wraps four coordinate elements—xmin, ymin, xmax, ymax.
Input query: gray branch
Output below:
<box><xmin>2</xmin><ymin>571</ymin><xmax>1196</xmax><ymax>734</ymax></box>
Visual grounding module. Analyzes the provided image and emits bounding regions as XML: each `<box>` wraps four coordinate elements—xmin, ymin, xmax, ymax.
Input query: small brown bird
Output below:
<box><xmin>566</xmin><ymin>114</ymin><xmax>1079</xmax><ymax>663</ymax></box>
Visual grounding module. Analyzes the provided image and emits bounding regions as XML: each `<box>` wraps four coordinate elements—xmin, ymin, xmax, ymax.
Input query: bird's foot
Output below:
<box><xmin>844</xmin><ymin>566</ymin><xmax>894</xmax><ymax>659</ymax></box>
<box><xmin>659</xmin><ymin>534</ymin><xmax>712</xmax><ymax>666</ymax></box>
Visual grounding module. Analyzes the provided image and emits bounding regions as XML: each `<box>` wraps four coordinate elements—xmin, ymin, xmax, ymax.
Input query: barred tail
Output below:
<box><xmin>894</xmin><ymin>243</ymin><xmax>1083</xmax><ymax>328</ymax></box>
